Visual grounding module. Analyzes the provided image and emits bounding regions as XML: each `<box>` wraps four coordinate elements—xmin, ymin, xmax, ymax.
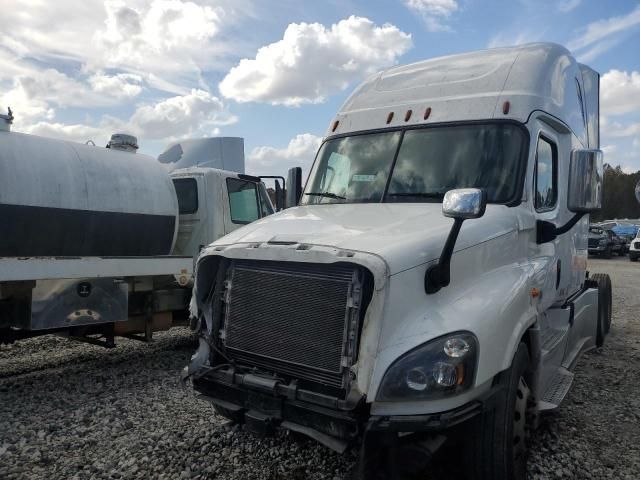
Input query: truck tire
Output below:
<box><xmin>589</xmin><ymin>273</ymin><xmax>612</xmax><ymax>345</ymax></box>
<box><xmin>465</xmin><ymin>343</ymin><xmax>532</xmax><ymax>480</ymax></box>
<box><xmin>630</xmin><ymin>255</ymin><xmax>638</xmax><ymax>262</ymax></box>
<box><xmin>602</xmin><ymin>246</ymin><xmax>612</xmax><ymax>259</ymax></box>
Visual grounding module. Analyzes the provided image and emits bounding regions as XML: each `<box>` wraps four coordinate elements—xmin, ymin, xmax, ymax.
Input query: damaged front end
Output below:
<box><xmin>184</xmin><ymin>243</ymin><xmax>388</xmax><ymax>453</ymax></box>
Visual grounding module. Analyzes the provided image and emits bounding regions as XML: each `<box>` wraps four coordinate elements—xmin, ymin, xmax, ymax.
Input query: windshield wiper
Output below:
<box><xmin>387</xmin><ymin>192</ymin><xmax>447</xmax><ymax>198</ymax></box>
<box><xmin>304</xmin><ymin>191</ymin><xmax>346</xmax><ymax>200</ymax></box>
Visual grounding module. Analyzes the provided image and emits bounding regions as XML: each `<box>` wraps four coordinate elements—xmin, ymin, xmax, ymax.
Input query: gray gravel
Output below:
<box><xmin>1</xmin><ymin>257</ymin><xmax>639</xmax><ymax>479</ymax></box>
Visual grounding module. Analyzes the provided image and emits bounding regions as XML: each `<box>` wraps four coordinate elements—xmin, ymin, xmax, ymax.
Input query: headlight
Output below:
<box><xmin>376</xmin><ymin>332</ymin><xmax>477</xmax><ymax>402</ymax></box>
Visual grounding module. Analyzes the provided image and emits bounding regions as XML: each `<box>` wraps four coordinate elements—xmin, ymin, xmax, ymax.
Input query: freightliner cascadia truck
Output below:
<box><xmin>184</xmin><ymin>43</ymin><xmax>611</xmax><ymax>479</ymax></box>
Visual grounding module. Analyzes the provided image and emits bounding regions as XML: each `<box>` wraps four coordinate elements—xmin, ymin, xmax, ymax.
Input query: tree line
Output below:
<box><xmin>591</xmin><ymin>164</ymin><xmax>640</xmax><ymax>222</ymax></box>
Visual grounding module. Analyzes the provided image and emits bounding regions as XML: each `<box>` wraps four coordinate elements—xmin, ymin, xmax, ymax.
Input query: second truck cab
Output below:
<box><xmin>171</xmin><ymin>168</ymin><xmax>274</xmax><ymax>259</ymax></box>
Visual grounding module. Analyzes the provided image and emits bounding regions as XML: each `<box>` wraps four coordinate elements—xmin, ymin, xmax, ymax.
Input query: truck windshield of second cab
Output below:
<box><xmin>301</xmin><ymin>123</ymin><xmax>527</xmax><ymax>205</ymax></box>
<box><xmin>226</xmin><ymin>177</ymin><xmax>274</xmax><ymax>225</ymax></box>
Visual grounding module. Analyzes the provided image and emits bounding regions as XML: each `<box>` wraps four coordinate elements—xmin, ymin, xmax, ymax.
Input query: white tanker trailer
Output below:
<box><xmin>0</xmin><ymin>110</ymin><xmax>278</xmax><ymax>346</ymax></box>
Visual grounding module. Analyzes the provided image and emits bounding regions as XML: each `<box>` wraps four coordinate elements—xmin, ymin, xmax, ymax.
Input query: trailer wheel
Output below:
<box><xmin>589</xmin><ymin>273</ymin><xmax>612</xmax><ymax>345</ymax></box>
<box><xmin>465</xmin><ymin>343</ymin><xmax>532</xmax><ymax>480</ymax></box>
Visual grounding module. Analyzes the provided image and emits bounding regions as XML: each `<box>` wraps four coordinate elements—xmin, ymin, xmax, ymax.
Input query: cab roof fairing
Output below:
<box><xmin>326</xmin><ymin>43</ymin><xmax>593</xmax><ymax>146</ymax></box>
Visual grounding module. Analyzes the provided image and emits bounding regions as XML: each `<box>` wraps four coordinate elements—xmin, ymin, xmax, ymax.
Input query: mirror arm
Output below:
<box><xmin>536</xmin><ymin>212</ymin><xmax>587</xmax><ymax>244</ymax></box>
<box><xmin>425</xmin><ymin>217</ymin><xmax>464</xmax><ymax>294</ymax></box>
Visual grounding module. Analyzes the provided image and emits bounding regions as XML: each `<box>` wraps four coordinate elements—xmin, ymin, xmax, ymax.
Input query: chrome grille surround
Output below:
<box><xmin>220</xmin><ymin>260</ymin><xmax>364</xmax><ymax>390</ymax></box>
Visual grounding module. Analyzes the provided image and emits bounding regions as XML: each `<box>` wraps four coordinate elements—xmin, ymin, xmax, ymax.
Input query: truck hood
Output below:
<box><xmin>213</xmin><ymin>203</ymin><xmax>521</xmax><ymax>274</ymax></box>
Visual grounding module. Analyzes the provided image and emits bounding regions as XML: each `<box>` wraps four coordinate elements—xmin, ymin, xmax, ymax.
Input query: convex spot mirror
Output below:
<box><xmin>442</xmin><ymin>188</ymin><xmax>487</xmax><ymax>220</ymax></box>
<box><xmin>568</xmin><ymin>149</ymin><xmax>603</xmax><ymax>213</ymax></box>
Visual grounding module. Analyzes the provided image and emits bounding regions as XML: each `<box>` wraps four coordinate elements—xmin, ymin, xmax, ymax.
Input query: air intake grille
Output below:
<box><xmin>222</xmin><ymin>260</ymin><xmax>362</xmax><ymax>388</ymax></box>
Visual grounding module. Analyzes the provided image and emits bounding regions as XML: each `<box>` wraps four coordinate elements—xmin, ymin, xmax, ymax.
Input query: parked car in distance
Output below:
<box><xmin>629</xmin><ymin>231</ymin><xmax>640</xmax><ymax>262</ymax></box>
<box><xmin>597</xmin><ymin>221</ymin><xmax>637</xmax><ymax>246</ymax></box>
<box><xmin>588</xmin><ymin>226</ymin><xmax>626</xmax><ymax>258</ymax></box>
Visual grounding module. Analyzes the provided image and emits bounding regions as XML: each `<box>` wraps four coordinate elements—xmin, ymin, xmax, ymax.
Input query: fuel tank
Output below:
<box><xmin>0</xmin><ymin>129</ymin><xmax>178</xmax><ymax>256</ymax></box>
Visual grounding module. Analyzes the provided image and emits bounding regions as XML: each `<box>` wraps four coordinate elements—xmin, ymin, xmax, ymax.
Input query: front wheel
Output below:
<box><xmin>465</xmin><ymin>343</ymin><xmax>533</xmax><ymax>480</ymax></box>
<box><xmin>602</xmin><ymin>246</ymin><xmax>612</xmax><ymax>259</ymax></box>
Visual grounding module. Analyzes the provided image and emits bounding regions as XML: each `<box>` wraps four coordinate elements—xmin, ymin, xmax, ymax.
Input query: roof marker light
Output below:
<box><xmin>386</xmin><ymin>112</ymin><xmax>394</xmax><ymax>124</ymax></box>
<box><xmin>503</xmin><ymin>101</ymin><xmax>510</xmax><ymax>114</ymax></box>
<box><xmin>424</xmin><ymin>107</ymin><xmax>431</xmax><ymax>120</ymax></box>
<box><xmin>405</xmin><ymin>109</ymin><xmax>412</xmax><ymax>122</ymax></box>
<box><xmin>332</xmin><ymin>120</ymin><xmax>339</xmax><ymax>132</ymax></box>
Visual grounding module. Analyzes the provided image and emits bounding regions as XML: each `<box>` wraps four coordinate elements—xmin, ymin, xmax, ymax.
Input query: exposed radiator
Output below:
<box><xmin>221</xmin><ymin>260</ymin><xmax>363</xmax><ymax>389</ymax></box>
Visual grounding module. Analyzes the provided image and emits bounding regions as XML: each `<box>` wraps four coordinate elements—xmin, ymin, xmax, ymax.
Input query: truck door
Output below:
<box><xmin>172</xmin><ymin>175</ymin><xmax>208</xmax><ymax>258</ymax></box>
<box><xmin>531</xmin><ymin>124</ymin><xmax>567</xmax><ymax>308</ymax></box>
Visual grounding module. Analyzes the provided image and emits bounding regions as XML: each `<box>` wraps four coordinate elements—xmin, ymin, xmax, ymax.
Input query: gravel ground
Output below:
<box><xmin>1</xmin><ymin>257</ymin><xmax>639</xmax><ymax>479</ymax></box>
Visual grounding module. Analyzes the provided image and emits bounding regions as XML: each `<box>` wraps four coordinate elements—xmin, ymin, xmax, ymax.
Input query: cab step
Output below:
<box><xmin>539</xmin><ymin>367</ymin><xmax>574</xmax><ymax>411</ymax></box>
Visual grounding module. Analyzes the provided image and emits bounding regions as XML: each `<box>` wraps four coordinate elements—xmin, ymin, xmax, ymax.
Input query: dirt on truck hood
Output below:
<box><xmin>214</xmin><ymin>203</ymin><xmax>521</xmax><ymax>274</ymax></box>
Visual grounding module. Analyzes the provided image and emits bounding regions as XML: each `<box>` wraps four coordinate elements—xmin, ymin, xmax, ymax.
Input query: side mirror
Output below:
<box><xmin>568</xmin><ymin>149</ymin><xmax>603</xmax><ymax>213</ymax></box>
<box><xmin>274</xmin><ymin>181</ymin><xmax>284</xmax><ymax>211</ymax></box>
<box><xmin>259</xmin><ymin>175</ymin><xmax>286</xmax><ymax>211</ymax></box>
<box><xmin>425</xmin><ymin>188</ymin><xmax>486</xmax><ymax>294</ymax></box>
<box><xmin>286</xmin><ymin>167</ymin><xmax>303</xmax><ymax>208</ymax></box>
<box><xmin>442</xmin><ymin>188</ymin><xmax>487</xmax><ymax>219</ymax></box>
<box><xmin>537</xmin><ymin>149</ymin><xmax>604</xmax><ymax>244</ymax></box>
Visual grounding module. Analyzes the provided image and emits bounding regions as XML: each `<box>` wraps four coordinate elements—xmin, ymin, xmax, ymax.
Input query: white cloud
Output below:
<box><xmin>568</xmin><ymin>6</ymin><xmax>640</xmax><ymax>60</ymax></box>
<box><xmin>94</xmin><ymin>0</ymin><xmax>220</xmax><ymax>74</ymax></box>
<box><xmin>126</xmin><ymin>89</ymin><xmax>236</xmax><ymax>139</ymax></box>
<box><xmin>404</xmin><ymin>0</ymin><xmax>459</xmax><ymax>32</ymax></box>
<box><xmin>248</xmin><ymin>134</ymin><xmax>322</xmax><ymax>178</ymax></box>
<box><xmin>12</xmin><ymin>89</ymin><xmax>236</xmax><ymax>146</ymax></box>
<box><xmin>1</xmin><ymin>66</ymin><xmax>146</xmax><ymax>128</ymax></box>
<box><xmin>22</xmin><ymin>121</ymin><xmax>108</xmax><ymax>146</ymax></box>
<box><xmin>557</xmin><ymin>0</ymin><xmax>581</xmax><ymax>13</ymax></box>
<box><xmin>0</xmin><ymin>85</ymin><xmax>55</xmax><ymax>125</ymax></box>
<box><xmin>0</xmin><ymin>0</ymin><xmax>257</xmax><ymax>102</ymax></box>
<box><xmin>601</xmin><ymin>145</ymin><xmax>617</xmax><ymax>155</ymax></box>
<box><xmin>219</xmin><ymin>16</ymin><xmax>412</xmax><ymax>106</ymax></box>
<box><xmin>601</xmin><ymin>70</ymin><xmax>640</xmax><ymax>116</ymax></box>
<box><xmin>608</xmin><ymin>123</ymin><xmax>640</xmax><ymax>138</ymax></box>
<box><xmin>88</xmin><ymin>72</ymin><xmax>143</xmax><ymax>99</ymax></box>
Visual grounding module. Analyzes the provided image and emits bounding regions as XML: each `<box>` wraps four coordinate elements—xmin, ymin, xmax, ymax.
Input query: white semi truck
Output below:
<box><xmin>0</xmin><ymin>116</ymin><xmax>277</xmax><ymax>347</ymax></box>
<box><xmin>186</xmin><ymin>43</ymin><xmax>611</xmax><ymax>479</ymax></box>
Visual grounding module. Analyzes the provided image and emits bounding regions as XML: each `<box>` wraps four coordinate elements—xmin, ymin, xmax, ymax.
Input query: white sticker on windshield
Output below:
<box><xmin>352</xmin><ymin>174</ymin><xmax>376</xmax><ymax>182</ymax></box>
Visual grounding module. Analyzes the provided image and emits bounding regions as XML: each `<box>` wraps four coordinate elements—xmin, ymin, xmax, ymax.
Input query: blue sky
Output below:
<box><xmin>2</xmin><ymin>0</ymin><xmax>640</xmax><ymax>178</ymax></box>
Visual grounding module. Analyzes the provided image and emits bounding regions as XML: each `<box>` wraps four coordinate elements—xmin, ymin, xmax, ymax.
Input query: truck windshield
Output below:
<box><xmin>227</xmin><ymin>178</ymin><xmax>274</xmax><ymax>224</ymax></box>
<box><xmin>301</xmin><ymin>124</ymin><xmax>527</xmax><ymax>205</ymax></box>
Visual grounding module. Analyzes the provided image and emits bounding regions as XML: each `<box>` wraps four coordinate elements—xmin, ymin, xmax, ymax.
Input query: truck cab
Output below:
<box><xmin>186</xmin><ymin>43</ymin><xmax>611</xmax><ymax>479</ymax></box>
<box><xmin>170</xmin><ymin>168</ymin><xmax>274</xmax><ymax>259</ymax></box>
